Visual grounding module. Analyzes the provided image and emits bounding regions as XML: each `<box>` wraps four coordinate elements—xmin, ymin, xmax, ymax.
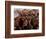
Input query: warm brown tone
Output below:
<box><xmin>5</xmin><ymin>1</ymin><xmax>45</xmax><ymax>38</ymax></box>
<box><xmin>14</xmin><ymin>9</ymin><xmax>39</xmax><ymax>30</ymax></box>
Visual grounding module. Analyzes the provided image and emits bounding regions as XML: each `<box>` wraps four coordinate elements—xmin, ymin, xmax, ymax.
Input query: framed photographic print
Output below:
<box><xmin>5</xmin><ymin>1</ymin><xmax>45</xmax><ymax>38</ymax></box>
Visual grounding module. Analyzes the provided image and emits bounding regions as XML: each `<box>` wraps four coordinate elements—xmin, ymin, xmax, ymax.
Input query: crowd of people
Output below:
<box><xmin>14</xmin><ymin>9</ymin><xmax>39</xmax><ymax>30</ymax></box>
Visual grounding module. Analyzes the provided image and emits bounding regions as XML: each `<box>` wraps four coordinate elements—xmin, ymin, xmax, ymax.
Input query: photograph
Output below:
<box><xmin>5</xmin><ymin>1</ymin><xmax>45</xmax><ymax>38</ymax></box>
<box><xmin>14</xmin><ymin>9</ymin><xmax>39</xmax><ymax>30</ymax></box>
<box><xmin>11</xmin><ymin>5</ymin><xmax>42</xmax><ymax>34</ymax></box>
